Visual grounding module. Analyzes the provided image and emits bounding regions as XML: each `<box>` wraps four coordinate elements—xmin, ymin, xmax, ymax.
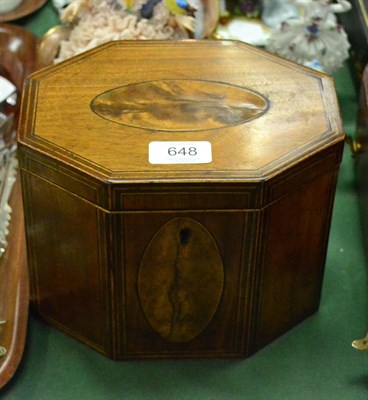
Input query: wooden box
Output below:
<box><xmin>18</xmin><ymin>40</ymin><xmax>344</xmax><ymax>359</ymax></box>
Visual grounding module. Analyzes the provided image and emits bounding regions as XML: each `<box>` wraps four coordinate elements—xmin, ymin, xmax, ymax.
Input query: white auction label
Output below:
<box><xmin>149</xmin><ymin>141</ymin><xmax>212</xmax><ymax>165</ymax></box>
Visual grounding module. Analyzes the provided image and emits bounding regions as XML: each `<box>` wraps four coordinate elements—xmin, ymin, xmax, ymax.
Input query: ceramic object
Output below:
<box><xmin>266</xmin><ymin>0</ymin><xmax>352</xmax><ymax>74</ymax></box>
<box><xmin>0</xmin><ymin>22</ymin><xmax>37</xmax><ymax>389</ymax></box>
<box><xmin>0</xmin><ymin>0</ymin><xmax>23</xmax><ymax>14</ymax></box>
<box><xmin>0</xmin><ymin>0</ymin><xmax>47</xmax><ymax>22</ymax></box>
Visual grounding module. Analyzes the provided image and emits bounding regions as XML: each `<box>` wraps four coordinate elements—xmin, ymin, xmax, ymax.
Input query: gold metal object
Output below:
<box><xmin>37</xmin><ymin>24</ymin><xmax>71</xmax><ymax>68</ymax></box>
<box><xmin>352</xmin><ymin>332</ymin><xmax>368</xmax><ymax>350</ymax></box>
<box><xmin>345</xmin><ymin>135</ymin><xmax>363</xmax><ymax>155</ymax></box>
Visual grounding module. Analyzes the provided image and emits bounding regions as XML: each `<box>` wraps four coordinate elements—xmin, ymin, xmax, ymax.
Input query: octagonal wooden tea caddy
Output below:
<box><xmin>18</xmin><ymin>40</ymin><xmax>344</xmax><ymax>359</ymax></box>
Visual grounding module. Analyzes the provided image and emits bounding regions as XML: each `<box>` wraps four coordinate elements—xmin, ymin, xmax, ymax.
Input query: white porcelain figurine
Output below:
<box><xmin>261</xmin><ymin>0</ymin><xmax>299</xmax><ymax>28</ymax></box>
<box><xmin>266</xmin><ymin>0</ymin><xmax>352</xmax><ymax>74</ymax></box>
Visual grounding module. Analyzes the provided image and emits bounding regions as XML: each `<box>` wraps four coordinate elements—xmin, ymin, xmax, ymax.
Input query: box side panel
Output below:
<box><xmin>21</xmin><ymin>171</ymin><xmax>111</xmax><ymax>355</ymax></box>
<box><xmin>115</xmin><ymin>211</ymin><xmax>259</xmax><ymax>359</ymax></box>
<box><xmin>255</xmin><ymin>167</ymin><xmax>340</xmax><ymax>349</ymax></box>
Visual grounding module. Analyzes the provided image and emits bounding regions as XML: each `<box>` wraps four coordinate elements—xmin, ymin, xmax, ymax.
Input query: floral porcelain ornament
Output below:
<box><xmin>266</xmin><ymin>0</ymin><xmax>352</xmax><ymax>74</ymax></box>
<box><xmin>47</xmin><ymin>0</ymin><xmax>219</xmax><ymax>63</ymax></box>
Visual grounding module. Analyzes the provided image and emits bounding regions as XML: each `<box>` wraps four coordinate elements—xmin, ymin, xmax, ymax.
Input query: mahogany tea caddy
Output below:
<box><xmin>18</xmin><ymin>40</ymin><xmax>344</xmax><ymax>359</ymax></box>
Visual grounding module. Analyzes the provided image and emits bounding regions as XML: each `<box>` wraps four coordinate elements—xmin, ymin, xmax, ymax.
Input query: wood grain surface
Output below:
<box><xmin>19</xmin><ymin>40</ymin><xmax>343</xmax><ymax>182</ymax></box>
<box><xmin>91</xmin><ymin>79</ymin><xmax>269</xmax><ymax>131</ymax></box>
<box><xmin>18</xmin><ymin>40</ymin><xmax>345</xmax><ymax>359</ymax></box>
<box><xmin>138</xmin><ymin>217</ymin><xmax>224</xmax><ymax>343</ymax></box>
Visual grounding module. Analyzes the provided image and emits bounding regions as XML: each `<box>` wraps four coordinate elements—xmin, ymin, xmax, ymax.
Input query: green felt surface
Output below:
<box><xmin>2</xmin><ymin>1</ymin><xmax>368</xmax><ymax>398</ymax></box>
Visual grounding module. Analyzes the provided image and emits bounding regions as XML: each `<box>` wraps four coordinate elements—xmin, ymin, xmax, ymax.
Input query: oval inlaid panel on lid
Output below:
<box><xmin>91</xmin><ymin>79</ymin><xmax>269</xmax><ymax>131</ymax></box>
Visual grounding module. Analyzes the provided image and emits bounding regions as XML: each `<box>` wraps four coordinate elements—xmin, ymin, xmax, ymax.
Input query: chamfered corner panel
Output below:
<box><xmin>21</xmin><ymin>171</ymin><xmax>110</xmax><ymax>354</ymax></box>
<box><xmin>255</xmin><ymin>168</ymin><xmax>340</xmax><ymax>349</ymax></box>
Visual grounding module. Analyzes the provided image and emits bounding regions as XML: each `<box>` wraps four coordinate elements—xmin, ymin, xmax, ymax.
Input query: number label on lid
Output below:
<box><xmin>149</xmin><ymin>141</ymin><xmax>212</xmax><ymax>165</ymax></box>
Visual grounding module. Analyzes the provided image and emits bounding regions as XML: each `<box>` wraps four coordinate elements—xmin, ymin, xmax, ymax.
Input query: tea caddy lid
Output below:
<box><xmin>18</xmin><ymin>40</ymin><xmax>343</xmax><ymax>183</ymax></box>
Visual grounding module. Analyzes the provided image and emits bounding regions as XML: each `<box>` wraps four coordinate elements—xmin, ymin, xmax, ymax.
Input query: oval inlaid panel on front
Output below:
<box><xmin>138</xmin><ymin>218</ymin><xmax>224</xmax><ymax>343</ymax></box>
<box><xmin>91</xmin><ymin>79</ymin><xmax>269</xmax><ymax>131</ymax></box>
